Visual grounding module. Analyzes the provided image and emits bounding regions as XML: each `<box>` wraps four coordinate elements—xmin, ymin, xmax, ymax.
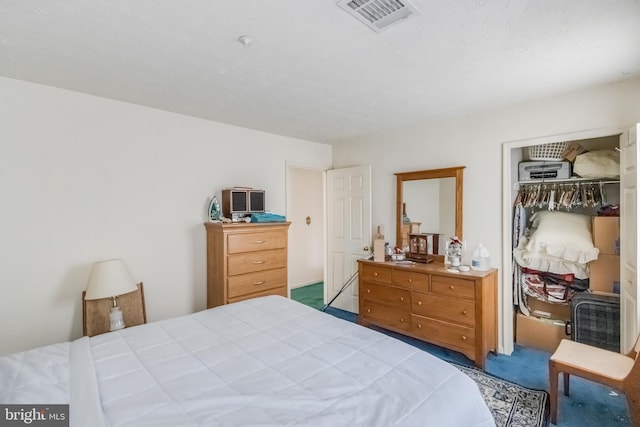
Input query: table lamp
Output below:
<box><xmin>84</xmin><ymin>259</ymin><xmax>138</xmax><ymax>332</ymax></box>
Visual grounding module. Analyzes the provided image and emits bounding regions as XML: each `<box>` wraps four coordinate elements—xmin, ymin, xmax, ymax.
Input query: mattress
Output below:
<box><xmin>0</xmin><ymin>296</ymin><xmax>494</xmax><ymax>427</ymax></box>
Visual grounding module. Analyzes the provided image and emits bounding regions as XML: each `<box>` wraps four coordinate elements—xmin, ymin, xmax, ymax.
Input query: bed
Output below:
<box><xmin>0</xmin><ymin>295</ymin><xmax>494</xmax><ymax>426</ymax></box>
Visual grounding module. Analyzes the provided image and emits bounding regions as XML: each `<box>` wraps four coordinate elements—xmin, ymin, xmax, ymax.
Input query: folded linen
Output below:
<box><xmin>250</xmin><ymin>213</ymin><xmax>286</xmax><ymax>222</ymax></box>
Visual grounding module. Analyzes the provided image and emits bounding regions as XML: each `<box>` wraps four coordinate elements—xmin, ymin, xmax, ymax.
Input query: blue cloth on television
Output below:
<box><xmin>250</xmin><ymin>213</ymin><xmax>287</xmax><ymax>223</ymax></box>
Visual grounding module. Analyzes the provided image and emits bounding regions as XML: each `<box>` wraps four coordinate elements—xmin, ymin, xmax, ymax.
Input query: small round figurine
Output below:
<box><xmin>446</xmin><ymin>236</ymin><xmax>464</xmax><ymax>270</ymax></box>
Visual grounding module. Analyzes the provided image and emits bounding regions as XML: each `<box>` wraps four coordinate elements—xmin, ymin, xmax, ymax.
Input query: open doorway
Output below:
<box><xmin>286</xmin><ymin>162</ymin><xmax>372</xmax><ymax>313</ymax></box>
<box><xmin>287</xmin><ymin>165</ymin><xmax>325</xmax><ymax>309</ymax></box>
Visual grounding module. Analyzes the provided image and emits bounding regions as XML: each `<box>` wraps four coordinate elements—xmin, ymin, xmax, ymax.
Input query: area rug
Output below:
<box><xmin>455</xmin><ymin>364</ymin><xmax>549</xmax><ymax>427</ymax></box>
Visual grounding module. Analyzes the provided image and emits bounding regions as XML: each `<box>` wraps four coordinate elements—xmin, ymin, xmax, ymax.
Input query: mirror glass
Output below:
<box><xmin>395</xmin><ymin>167</ymin><xmax>465</xmax><ymax>261</ymax></box>
<box><xmin>403</xmin><ymin>178</ymin><xmax>456</xmax><ymax>253</ymax></box>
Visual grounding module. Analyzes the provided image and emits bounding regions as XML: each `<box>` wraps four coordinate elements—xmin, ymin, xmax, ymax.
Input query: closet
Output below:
<box><xmin>510</xmin><ymin>135</ymin><xmax>622</xmax><ymax>353</ymax></box>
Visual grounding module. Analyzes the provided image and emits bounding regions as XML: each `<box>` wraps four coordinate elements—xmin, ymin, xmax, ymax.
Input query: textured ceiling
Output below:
<box><xmin>1</xmin><ymin>0</ymin><xmax>639</xmax><ymax>144</ymax></box>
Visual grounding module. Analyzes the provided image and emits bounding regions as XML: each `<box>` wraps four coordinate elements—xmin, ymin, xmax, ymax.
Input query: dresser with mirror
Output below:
<box><xmin>357</xmin><ymin>166</ymin><xmax>498</xmax><ymax>369</ymax></box>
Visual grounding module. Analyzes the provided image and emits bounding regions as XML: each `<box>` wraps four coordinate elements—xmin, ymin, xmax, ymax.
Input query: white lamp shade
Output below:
<box><xmin>84</xmin><ymin>259</ymin><xmax>138</xmax><ymax>300</ymax></box>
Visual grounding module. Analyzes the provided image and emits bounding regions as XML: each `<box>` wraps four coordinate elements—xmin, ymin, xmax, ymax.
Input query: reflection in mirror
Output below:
<box><xmin>395</xmin><ymin>166</ymin><xmax>465</xmax><ymax>262</ymax></box>
<box><xmin>403</xmin><ymin>178</ymin><xmax>456</xmax><ymax>254</ymax></box>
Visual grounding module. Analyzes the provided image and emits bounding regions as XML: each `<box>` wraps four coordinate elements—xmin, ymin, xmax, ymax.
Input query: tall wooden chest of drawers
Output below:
<box><xmin>358</xmin><ymin>259</ymin><xmax>497</xmax><ymax>369</ymax></box>
<box><xmin>205</xmin><ymin>222</ymin><xmax>291</xmax><ymax>308</ymax></box>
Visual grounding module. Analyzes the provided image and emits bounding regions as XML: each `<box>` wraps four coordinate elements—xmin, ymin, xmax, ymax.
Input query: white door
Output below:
<box><xmin>620</xmin><ymin>124</ymin><xmax>639</xmax><ymax>353</ymax></box>
<box><xmin>326</xmin><ymin>165</ymin><xmax>372</xmax><ymax>313</ymax></box>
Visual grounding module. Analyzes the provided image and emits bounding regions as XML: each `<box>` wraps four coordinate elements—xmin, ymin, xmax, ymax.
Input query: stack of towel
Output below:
<box><xmin>250</xmin><ymin>213</ymin><xmax>287</xmax><ymax>223</ymax></box>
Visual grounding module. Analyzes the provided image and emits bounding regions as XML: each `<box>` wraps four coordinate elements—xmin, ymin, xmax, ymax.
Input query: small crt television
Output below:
<box><xmin>222</xmin><ymin>188</ymin><xmax>265</xmax><ymax>221</ymax></box>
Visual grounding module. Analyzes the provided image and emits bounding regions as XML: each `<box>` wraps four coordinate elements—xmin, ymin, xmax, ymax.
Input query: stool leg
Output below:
<box><xmin>549</xmin><ymin>360</ymin><xmax>559</xmax><ymax>424</ymax></box>
<box><xmin>625</xmin><ymin>381</ymin><xmax>640</xmax><ymax>427</ymax></box>
<box><xmin>563</xmin><ymin>373</ymin><xmax>570</xmax><ymax>396</ymax></box>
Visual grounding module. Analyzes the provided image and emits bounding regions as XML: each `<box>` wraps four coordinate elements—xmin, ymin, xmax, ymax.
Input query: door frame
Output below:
<box><xmin>501</xmin><ymin>126</ymin><xmax>626</xmax><ymax>355</ymax></box>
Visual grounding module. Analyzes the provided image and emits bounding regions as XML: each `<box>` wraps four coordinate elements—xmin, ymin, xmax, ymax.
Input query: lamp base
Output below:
<box><xmin>109</xmin><ymin>306</ymin><xmax>125</xmax><ymax>331</ymax></box>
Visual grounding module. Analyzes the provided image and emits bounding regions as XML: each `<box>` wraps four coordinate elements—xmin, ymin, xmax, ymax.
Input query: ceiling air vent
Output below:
<box><xmin>337</xmin><ymin>0</ymin><xmax>421</xmax><ymax>32</ymax></box>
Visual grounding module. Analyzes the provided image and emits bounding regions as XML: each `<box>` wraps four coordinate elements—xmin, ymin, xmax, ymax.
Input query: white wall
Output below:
<box><xmin>0</xmin><ymin>76</ymin><xmax>332</xmax><ymax>356</ymax></box>
<box><xmin>332</xmin><ymin>77</ymin><xmax>640</xmax><ymax>353</ymax></box>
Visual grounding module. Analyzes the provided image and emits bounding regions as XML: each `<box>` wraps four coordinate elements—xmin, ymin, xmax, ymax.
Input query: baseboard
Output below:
<box><xmin>290</xmin><ymin>280</ymin><xmax>323</xmax><ymax>290</ymax></box>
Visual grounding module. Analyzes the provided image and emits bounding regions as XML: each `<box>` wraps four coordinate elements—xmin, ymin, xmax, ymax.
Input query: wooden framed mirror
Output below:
<box><xmin>395</xmin><ymin>166</ymin><xmax>465</xmax><ymax>262</ymax></box>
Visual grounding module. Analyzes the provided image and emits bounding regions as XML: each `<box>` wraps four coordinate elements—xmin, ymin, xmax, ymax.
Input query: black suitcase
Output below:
<box><xmin>569</xmin><ymin>292</ymin><xmax>620</xmax><ymax>352</ymax></box>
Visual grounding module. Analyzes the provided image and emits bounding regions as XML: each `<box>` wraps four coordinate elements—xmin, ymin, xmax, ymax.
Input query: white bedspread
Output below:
<box><xmin>0</xmin><ymin>296</ymin><xmax>494</xmax><ymax>426</ymax></box>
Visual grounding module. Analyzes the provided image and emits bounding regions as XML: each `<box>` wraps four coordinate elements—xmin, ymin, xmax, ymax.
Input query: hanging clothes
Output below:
<box><xmin>517</xmin><ymin>180</ymin><xmax>618</xmax><ymax>211</ymax></box>
<box><xmin>512</xmin><ymin>179</ymin><xmax>618</xmax><ymax>315</ymax></box>
<box><xmin>512</xmin><ymin>198</ymin><xmax>527</xmax><ymax>307</ymax></box>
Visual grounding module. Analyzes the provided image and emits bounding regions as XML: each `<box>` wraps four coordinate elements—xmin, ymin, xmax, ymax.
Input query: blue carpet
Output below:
<box><xmin>323</xmin><ymin>306</ymin><xmax>631</xmax><ymax>427</ymax></box>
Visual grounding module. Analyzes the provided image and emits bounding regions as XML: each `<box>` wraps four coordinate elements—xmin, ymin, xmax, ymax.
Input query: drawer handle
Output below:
<box><xmin>416</xmin><ymin>323</ymin><xmax>422</xmax><ymax>329</ymax></box>
<box><xmin>367</xmin><ymin>289</ymin><xmax>371</xmax><ymax>294</ymax></box>
<box><xmin>253</xmin><ymin>281</ymin><xmax>266</xmax><ymax>286</ymax></box>
<box><xmin>408</xmin><ymin>278</ymin><xmax>412</xmax><ymax>284</ymax></box>
<box><xmin>253</xmin><ymin>260</ymin><xmax>266</xmax><ymax>264</ymax></box>
<box><xmin>374</xmin><ymin>272</ymin><xmax>378</xmax><ymax>277</ymax></box>
<box><xmin>399</xmin><ymin>296</ymin><xmax>404</xmax><ymax>302</ymax></box>
<box><xmin>400</xmin><ymin>318</ymin><xmax>405</xmax><ymax>323</ymax></box>
<box><xmin>461</xmin><ymin>310</ymin><xmax>467</xmax><ymax>316</ymax></box>
<box><xmin>461</xmin><ymin>335</ymin><xmax>467</xmax><ymax>342</ymax></box>
<box><xmin>253</xmin><ymin>240</ymin><xmax>266</xmax><ymax>244</ymax></box>
<box><xmin>367</xmin><ymin>308</ymin><xmax>371</xmax><ymax>313</ymax></box>
<box><xmin>417</xmin><ymin>301</ymin><xmax>422</xmax><ymax>306</ymax></box>
<box><xmin>449</xmin><ymin>285</ymin><xmax>455</xmax><ymax>290</ymax></box>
